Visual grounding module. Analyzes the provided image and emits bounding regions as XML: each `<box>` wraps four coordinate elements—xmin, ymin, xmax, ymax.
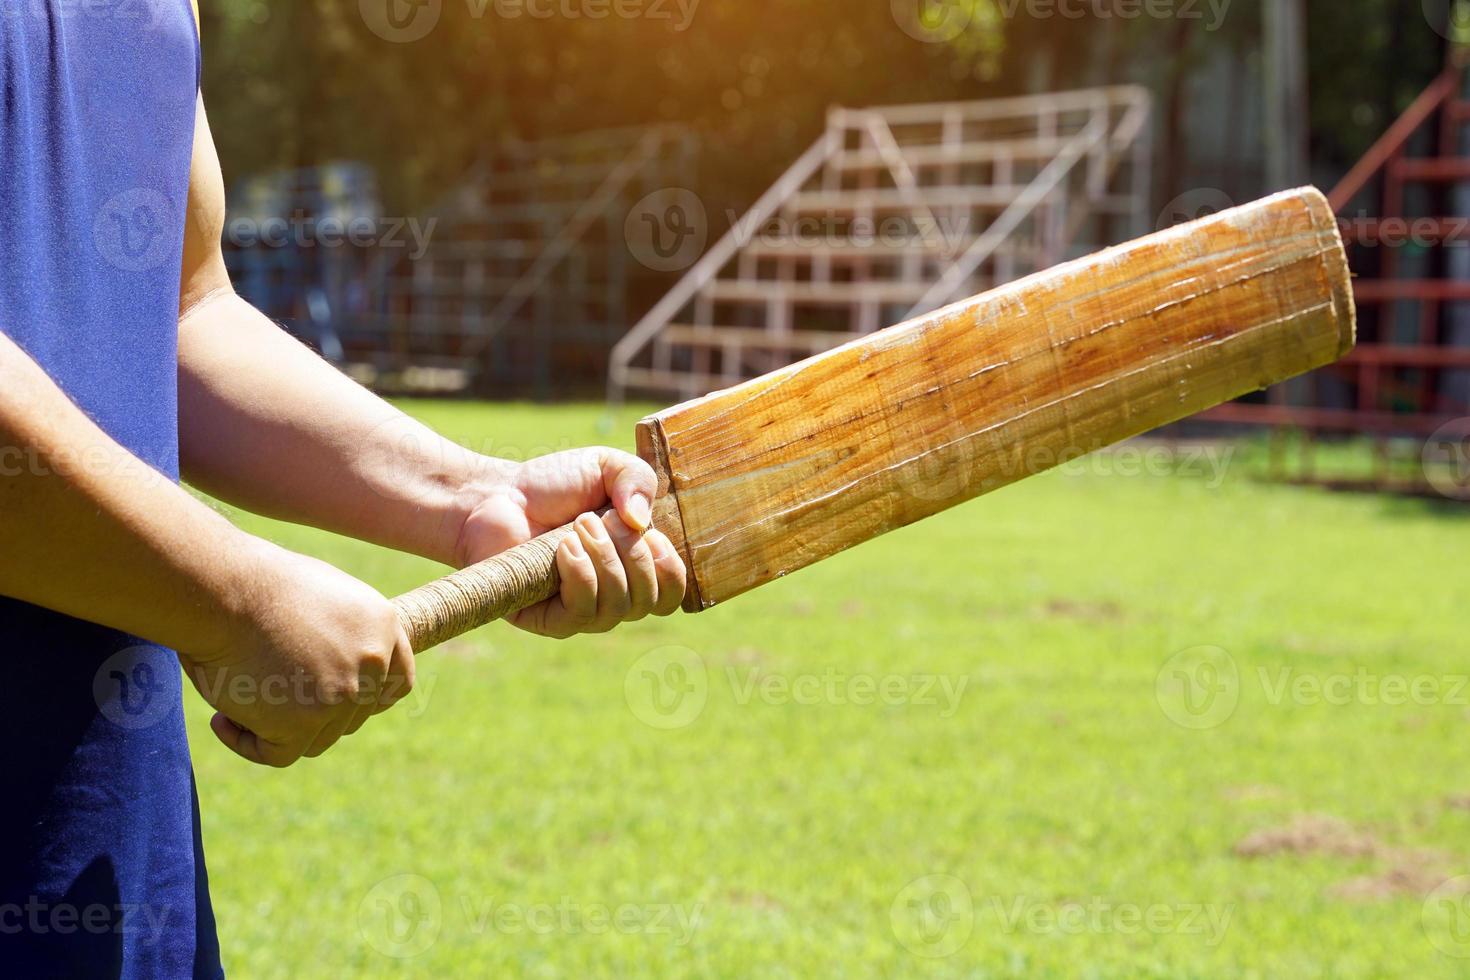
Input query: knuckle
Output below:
<box><xmin>606</xmin><ymin>590</ymin><xmax>632</xmax><ymax>617</ymax></box>
<box><xmin>362</xmin><ymin>646</ymin><xmax>392</xmax><ymax>676</ymax></box>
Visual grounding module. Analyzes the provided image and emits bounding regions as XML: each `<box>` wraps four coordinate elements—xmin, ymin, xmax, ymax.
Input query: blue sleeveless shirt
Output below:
<box><xmin>0</xmin><ymin>3</ymin><xmax>222</xmax><ymax>976</ymax></box>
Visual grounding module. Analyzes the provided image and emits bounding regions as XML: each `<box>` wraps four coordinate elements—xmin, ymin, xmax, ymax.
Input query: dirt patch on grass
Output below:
<box><xmin>1233</xmin><ymin>814</ymin><xmax>1381</xmax><ymax>860</ymax></box>
<box><xmin>1038</xmin><ymin>599</ymin><xmax>1124</xmax><ymax>623</ymax></box>
<box><xmin>725</xmin><ymin>889</ymin><xmax>784</xmax><ymax>912</ymax></box>
<box><xmin>711</xmin><ymin>646</ymin><xmax>767</xmax><ymax>668</ymax></box>
<box><xmin>1235</xmin><ymin>813</ymin><xmax>1467</xmax><ymax>902</ymax></box>
<box><xmin>1328</xmin><ymin>850</ymin><xmax>1456</xmax><ymax>901</ymax></box>
<box><xmin>1222</xmin><ymin>785</ymin><xmax>1286</xmax><ymax>803</ymax></box>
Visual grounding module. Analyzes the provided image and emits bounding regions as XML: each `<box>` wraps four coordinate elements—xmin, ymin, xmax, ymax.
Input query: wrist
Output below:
<box><xmin>172</xmin><ymin>522</ymin><xmax>280</xmax><ymax>666</ymax></box>
<box><xmin>351</xmin><ymin>411</ymin><xmax>519</xmax><ymax>567</ymax></box>
<box><xmin>444</xmin><ymin>454</ymin><xmax>523</xmax><ymax>569</ymax></box>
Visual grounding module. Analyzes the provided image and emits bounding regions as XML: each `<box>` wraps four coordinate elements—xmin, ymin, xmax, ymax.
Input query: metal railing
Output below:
<box><xmin>609</xmin><ymin>86</ymin><xmax>1152</xmax><ymax>404</ymax></box>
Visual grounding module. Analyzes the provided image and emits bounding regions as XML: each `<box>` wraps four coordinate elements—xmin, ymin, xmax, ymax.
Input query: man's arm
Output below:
<box><xmin>176</xmin><ymin>98</ymin><xmax>685</xmax><ymax>636</ymax></box>
<box><xmin>0</xmin><ymin>331</ymin><xmax>250</xmax><ymax>655</ymax></box>
<box><xmin>0</xmin><ymin>330</ymin><xmax>411</xmax><ymax>767</ymax></box>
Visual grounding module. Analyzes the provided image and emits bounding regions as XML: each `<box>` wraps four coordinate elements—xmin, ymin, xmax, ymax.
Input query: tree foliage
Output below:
<box><xmin>200</xmin><ymin>0</ymin><xmax>1449</xmax><ymax>216</ymax></box>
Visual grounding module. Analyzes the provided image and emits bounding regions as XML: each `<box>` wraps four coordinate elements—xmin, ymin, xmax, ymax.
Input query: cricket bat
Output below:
<box><xmin>393</xmin><ymin>186</ymin><xmax>1356</xmax><ymax>651</ymax></box>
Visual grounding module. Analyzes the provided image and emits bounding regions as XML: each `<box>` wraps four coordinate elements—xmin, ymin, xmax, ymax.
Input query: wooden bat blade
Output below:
<box><xmin>639</xmin><ymin>186</ymin><xmax>1355</xmax><ymax>611</ymax></box>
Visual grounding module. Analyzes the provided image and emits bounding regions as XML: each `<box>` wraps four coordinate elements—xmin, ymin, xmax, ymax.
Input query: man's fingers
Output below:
<box><xmin>371</xmin><ymin>625</ymin><xmax>417</xmax><ymax>717</ymax></box>
<box><xmin>647</xmin><ymin>530</ymin><xmax>688</xmax><ymax>616</ymax></box>
<box><xmin>556</xmin><ymin>531</ymin><xmax>600</xmax><ymax>624</ymax></box>
<box><xmin>597</xmin><ymin>449</ymin><xmax>656</xmax><ymax>533</ymax></box>
<box><xmin>209</xmin><ymin>713</ymin><xmax>302</xmax><ymax>769</ymax></box>
<box><xmin>576</xmin><ymin>512</ymin><xmax>629</xmax><ymax>627</ymax></box>
<box><xmin>508</xmin><ymin>528</ymin><xmax>599</xmax><ymax>638</ymax></box>
<box><xmin>304</xmin><ymin>710</ymin><xmax>355</xmax><ymax>759</ymax></box>
<box><xmin>603</xmin><ymin>510</ymin><xmax>657</xmax><ymax>620</ymax></box>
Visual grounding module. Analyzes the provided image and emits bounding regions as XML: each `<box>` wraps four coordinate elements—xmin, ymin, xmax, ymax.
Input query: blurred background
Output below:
<box><xmin>201</xmin><ymin>0</ymin><xmax>1470</xmax><ymax>496</ymax></box>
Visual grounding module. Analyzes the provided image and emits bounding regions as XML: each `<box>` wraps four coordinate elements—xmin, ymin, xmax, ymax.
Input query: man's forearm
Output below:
<box><xmin>178</xmin><ymin>290</ymin><xmax>504</xmax><ymax>567</ymax></box>
<box><xmin>0</xmin><ymin>331</ymin><xmax>260</xmax><ymax>656</ymax></box>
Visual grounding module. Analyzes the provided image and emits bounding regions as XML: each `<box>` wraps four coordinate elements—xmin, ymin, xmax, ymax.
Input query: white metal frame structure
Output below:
<box><xmin>609</xmin><ymin>87</ymin><xmax>1153</xmax><ymax>403</ymax></box>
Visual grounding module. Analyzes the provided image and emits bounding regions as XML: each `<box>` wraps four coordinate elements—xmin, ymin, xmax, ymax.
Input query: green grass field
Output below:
<box><xmin>191</xmin><ymin>402</ymin><xmax>1470</xmax><ymax>978</ymax></box>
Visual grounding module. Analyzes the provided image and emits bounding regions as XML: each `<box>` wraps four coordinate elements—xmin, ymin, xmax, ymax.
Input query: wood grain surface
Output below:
<box><xmin>639</xmin><ymin>186</ymin><xmax>1355</xmax><ymax>611</ymax></box>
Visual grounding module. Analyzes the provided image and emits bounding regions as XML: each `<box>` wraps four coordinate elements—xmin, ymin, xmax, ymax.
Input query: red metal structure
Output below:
<box><xmin>1203</xmin><ymin>53</ymin><xmax>1470</xmax><ymax>497</ymax></box>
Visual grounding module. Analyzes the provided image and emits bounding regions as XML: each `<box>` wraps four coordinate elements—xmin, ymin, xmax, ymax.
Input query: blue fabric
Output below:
<box><xmin>0</xmin><ymin>2</ymin><xmax>222</xmax><ymax>976</ymax></box>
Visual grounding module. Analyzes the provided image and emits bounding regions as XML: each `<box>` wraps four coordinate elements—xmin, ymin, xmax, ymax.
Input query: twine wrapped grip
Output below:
<box><xmin>392</xmin><ymin>521</ymin><xmax>581</xmax><ymax>652</ymax></box>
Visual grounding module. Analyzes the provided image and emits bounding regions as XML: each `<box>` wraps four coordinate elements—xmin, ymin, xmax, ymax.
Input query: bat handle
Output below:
<box><xmin>392</xmin><ymin>522</ymin><xmax>576</xmax><ymax>652</ymax></box>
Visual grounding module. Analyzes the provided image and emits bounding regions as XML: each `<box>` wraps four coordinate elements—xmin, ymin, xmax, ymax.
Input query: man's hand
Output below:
<box><xmin>180</xmin><ymin>541</ymin><xmax>415</xmax><ymax>768</ymax></box>
<box><xmin>454</xmin><ymin>448</ymin><xmax>687</xmax><ymax>638</ymax></box>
